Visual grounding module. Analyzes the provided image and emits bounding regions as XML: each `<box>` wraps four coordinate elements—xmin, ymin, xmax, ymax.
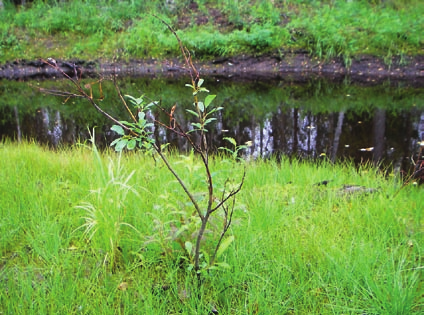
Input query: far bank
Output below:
<box><xmin>1</xmin><ymin>52</ymin><xmax>424</xmax><ymax>86</ymax></box>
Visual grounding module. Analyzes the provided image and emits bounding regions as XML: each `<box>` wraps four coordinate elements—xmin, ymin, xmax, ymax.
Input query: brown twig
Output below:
<box><xmin>112</xmin><ymin>75</ymin><xmax>137</xmax><ymax>123</ymax></box>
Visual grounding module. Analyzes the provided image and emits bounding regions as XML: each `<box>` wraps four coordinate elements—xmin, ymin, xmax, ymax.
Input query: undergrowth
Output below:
<box><xmin>0</xmin><ymin>141</ymin><xmax>422</xmax><ymax>313</ymax></box>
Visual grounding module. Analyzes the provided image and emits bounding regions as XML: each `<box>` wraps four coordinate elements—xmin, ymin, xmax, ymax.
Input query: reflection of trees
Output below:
<box><xmin>315</xmin><ymin>112</ymin><xmax>333</xmax><ymax>159</ymax></box>
<box><xmin>271</xmin><ymin>105</ymin><xmax>293</xmax><ymax>159</ymax></box>
<box><xmin>292</xmin><ymin>108</ymin><xmax>299</xmax><ymax>157</ymax></box>
<box><xmin>267</xmin><ymin>106</ymin><xmax>421</xmax><ymax>167</ymax></box>
<box><xmin>385</xmin><ymin>110</ymin><xmax>421</xmax><ymax>176</ymax></box>
<box><xmin>13</xmin><ymin>106</ymin><xmax>22</xmax><ymax>142</ymax></box>
<box><xmin>372</xmin><ymin>108</ymin><xmax>386</xmax><ymax>164</ymax></box>
<box><xmin>0</xmin><ymin>106</ymin><xmax>17</xmax><ymax>141</ymax></box>
<box><xmin>331</xmin><ymin>111</ymin><xmax>344</xmax><ymax>162</ymax></box>
<box><xmin>304</xmin><ymin>112</ymin><xmax>316</xmax><ymax>157</ymax></box>
<box><xmin>419</xmin><ymin>111</ymin><xmax>424</xmax><ymax>142</ymax></box>
<box><xmin>1</xmin><ymin>77</ymin><xmax>423</xmax><ymax>169</ymax></box>
<box><xmin>271</xmin><ymin>107</ymin><xmax>332</xmax><ymax>160</ymax></box>
<box><xmin>2</xmin><ymin>102</ymin><xmax>420</xmax><ymax>170</ymax></box>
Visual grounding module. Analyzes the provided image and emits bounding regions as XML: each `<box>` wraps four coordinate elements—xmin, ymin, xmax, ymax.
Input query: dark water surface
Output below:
<box><xmin>1</xmin><ymin>76</ymin><xmax>423</xmax><ymax>171</ymax></box>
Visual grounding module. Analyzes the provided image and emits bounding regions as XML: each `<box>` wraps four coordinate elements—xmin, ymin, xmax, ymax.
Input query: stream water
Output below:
<box><xmin>1</xmin><ymin>76</ymin><xmax>423</xmax><ymax>172</ymax></box>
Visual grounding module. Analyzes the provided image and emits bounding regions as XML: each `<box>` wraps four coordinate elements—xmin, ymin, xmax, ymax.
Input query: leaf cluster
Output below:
<box><xmin>110</xmin><ymin>95</ymin><xmax>157</xmax><ymax>152</ymax></box>
<box><xmin>185</xmin><ymin>79</ymin><xmax>221</xmax><ymax>133</ymax></box>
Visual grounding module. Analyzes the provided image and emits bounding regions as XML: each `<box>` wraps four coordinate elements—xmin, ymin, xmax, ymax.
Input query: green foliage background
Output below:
<box><xmin>0</xmin><ymin>0</ymin><xmax>423</xmax><ymax>63</ymax></box>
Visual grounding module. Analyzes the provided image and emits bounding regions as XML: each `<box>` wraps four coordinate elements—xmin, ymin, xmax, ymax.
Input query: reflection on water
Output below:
<box><xmin>1</xmin><ymin>77</ymin><xmax>423</xmax><ymax>170</ymax></box>
<box><xmin>243</xmin><ymin>108</ymin><xmax>424</xmax><ymax>164</ymax></box>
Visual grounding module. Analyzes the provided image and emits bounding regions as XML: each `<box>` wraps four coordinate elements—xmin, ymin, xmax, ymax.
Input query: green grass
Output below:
<box><xmin>0</xmin><ymin>141</ymin><xmax>422</xmax><ymax>313</ymax></box>
<box><xmin>288</xmin><ymin>0</ymin><xmax>424</xmax><ymax>66</ymax></box>
<box><xmin>0</xmin><ymin>0</ymin><xmax>422</xmax><ymax>64</ymax></box>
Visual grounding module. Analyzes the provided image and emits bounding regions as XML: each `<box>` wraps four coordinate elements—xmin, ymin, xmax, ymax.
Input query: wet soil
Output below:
<box><xmin>1</xmin><ymin>53</ymin><xmax>423</xmax><ymax>86</ymax></box>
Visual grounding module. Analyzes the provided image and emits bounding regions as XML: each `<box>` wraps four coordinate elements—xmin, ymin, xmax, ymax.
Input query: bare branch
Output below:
<box><xmin>39</xmin><ymin>59</ymin><xmax>133</xmax><ymax>135</ymax></box>
<box><xmin>210</xmin><ymin>196</ymin><xmax>235</xmax><ymax>267</ymax></box>
<box><xmin>152</xmin><ymin>14</ymin><xmax>199</xmax><ymax>86</ymax></box>
<box><xmin>153</xmin><ymin>144</ymin><xmax>204</xmax><ymax>221</ymax></box>
<box><xmin>211</xmin><ymin>167</ymin><xmax>246</xmax><ymax>213</ymax></box>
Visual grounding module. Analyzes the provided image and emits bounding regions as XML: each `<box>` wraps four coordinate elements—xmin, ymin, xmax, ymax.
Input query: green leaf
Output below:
<box><xmin>191</xmin><ymin>122</ymin><xmax>202</xmax><ymax>129</ymax></box>
<box><xmin>197</xmin><ymin>78</ymin><xmax>204</xmax><ymax>87</ymax></box>
<box><xmin>138</xmin><ymin>111</ymin><xmax>145</xmax><ymax>121</ymax></box>
<box><xmin>223</xmin><ymin>137</ymin><xmax>237</xmax><ymax>147</ymax></box>
<box><xmin>124</xmin><ymin>94</ymin><xmax>137</xmax><ymax>102</ymax></box>
<box><xmin>204</xmin><ymin>117</ymin><xmax>217</xmax><ymax>125</ymax></box>
<box><xmin>115</xmin><ymin>139</ymin><xmax>128</xmax><ymax>152</ymax></box>
<box><xmin>197</xmin><ymin>101</ymin><xmax>204</xmax><ymax>113</ymax></box>
<box><xmin>219</xmin><ymin>147</ymin><xmax>233</xmax><ymax>154</ymax></box>
<box><xmin>146</xmin><ymin>101</ymin><xmax>158</xmax><ymax>108</ymax></box>
<box><xmin>136</xmin><ymin>119</ymin><xmax>145</xmax><ymax>128</ymax></box>
<box><xmin>125</xmin><ymin>94</ymin><xmax>144</xmax><ymax>106</ymax></box>
<box><xmin>185</xmin><ymin>83</ymin><xmax>194</xmax><ymax>89</ymax></box>
<box><xmin>185</xmin><ymin>241</ymin><xmax>193</xmax><ymax>256</ymax></box>
<box><xmin>198</xmin><ymin>87</ymin><xmax>209</xmax><ymax>93</ymax></box>
<box><xmin>186</xmin><ymin>109</ymin><xmax>199</xmax><ymax>118</ymax></box>
<box><xmin>110</xmin><ymin>138</ymin><xmax>121</xmax><ymax>147</ymax></box>
<box><xmin>127</xmin><ymin>139</ymin><xmax>136</xmax><ymax>150</ymax></box>
<box><xmin>142</xmin><ymin>141</ymin><xmax>153</xmax><ymax>150</ymax></box>
<box><xmin>216</xmin><ymin>235</ymin><xmax>235</xmax><ymax>258</ymax></box>
<box><xmin>111</xmin><ymin>125</ymin><xmax>125</xmax><ymax>136</ymax></box>
<box><xmin>121</xmin><ymin>121</ymin><xmax>135</xmax><ymax>128</ymax></box>
<box><xmin>207</xmin><ymin>107</ymin><xmax>223</xmax><ymax>115</ymax></box>
<box><xmin>204</xmin><ymin>95</ymin><xmax>216</xmax><ymax>108</ymax></box>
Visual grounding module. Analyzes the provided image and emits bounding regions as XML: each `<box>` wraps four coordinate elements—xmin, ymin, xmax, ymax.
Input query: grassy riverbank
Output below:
<box><xmin>0</xmin><ymin>0</ymin><xmax>423</xmax><ymax>65</ymax></box>
<box><xmin>0</xmin><ymin>141</ymin><xmax>422</xmax><ymax>313</ymax></box>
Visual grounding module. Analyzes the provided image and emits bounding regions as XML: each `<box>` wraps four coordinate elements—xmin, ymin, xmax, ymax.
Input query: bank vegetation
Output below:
<box><xmin>0</xmin><ymin>0</ymin><xmax>423</xmax><ymax>66</ymax></box>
